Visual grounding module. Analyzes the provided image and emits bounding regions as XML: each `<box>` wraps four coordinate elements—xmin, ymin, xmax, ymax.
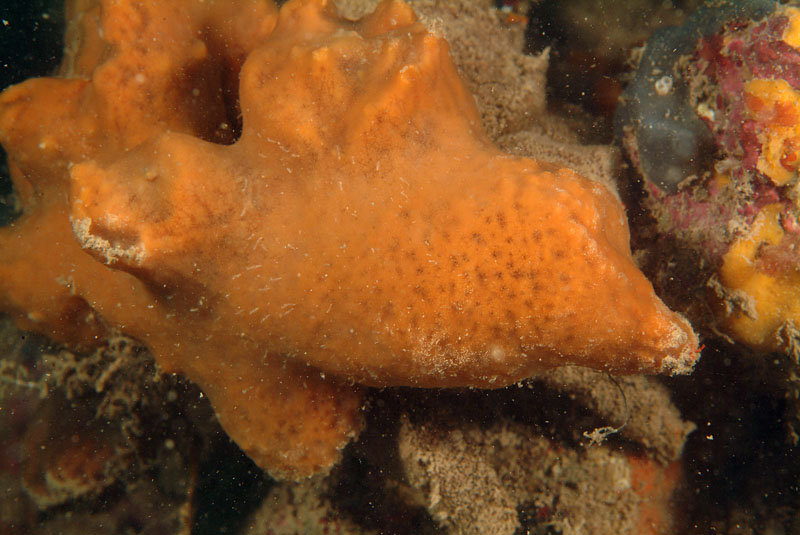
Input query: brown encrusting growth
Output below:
<box><xmin>397</xmin><ymin>412</ymin><xmax>683</xmax><ymax>535</ymax></box>
<box><xmin>0</xmin><ymin>0</ymin><xmax>697</xmax><ymax>479</ymax></box>
<box><xmin>541</xmin><ymin>367</ymin><xmax>696</xmax><ymax>463</ymax></box>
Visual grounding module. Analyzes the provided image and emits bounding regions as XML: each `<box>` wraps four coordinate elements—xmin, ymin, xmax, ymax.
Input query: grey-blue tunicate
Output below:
<box><xmin>614</xmin><ymin>0</ymin><xmax>777</xmax><ymax>192</ymax></box>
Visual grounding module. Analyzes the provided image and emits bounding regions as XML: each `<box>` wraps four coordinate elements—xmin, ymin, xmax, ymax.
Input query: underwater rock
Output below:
<box><xmin>245</xmin><ymin>480</ymin><xmax>377</xmax><ymax>535</ymax></box>
<box><xmin>617</xmin><ymin>0</ymin><xmax>800</xmax><ymax>354</ymax></box>
<box><xmin>241</xmin><ymin>379</ymin><xmax>695</xmax><ymax>535</ymax></box>
<box><xmin>0</xmin><ymin>316</ymin><xmax>212</xmax><ymax>531</ymax></box>
<box><xmin>21</xmin><ymin>395</ymin><xmax>123</xmax><ymax>509</ymax></box>
<box><xmin>540</xmin><ymin>367</ymin><xmax>696</xmax><ymax>463</ymax></box>
<box><xmin>397</xmin><ymin>411</ymin><xmax>683</xmax><ymax>535</ymax></box>
<box><xmin>615</xmin><ymin>2</ymin><xmax>800</xmax><ymax>489</ymax></box>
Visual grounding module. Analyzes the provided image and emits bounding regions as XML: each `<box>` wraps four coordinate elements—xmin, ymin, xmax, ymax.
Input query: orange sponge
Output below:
<box><xmin>0</xmin><ymin>0</ymin><xmax>697</xmax><ymax>478</ymax></box>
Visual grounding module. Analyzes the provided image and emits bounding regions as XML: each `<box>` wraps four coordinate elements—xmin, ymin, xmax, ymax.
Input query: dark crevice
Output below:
<box><xmin>192</xmin><ymin>436</ymin><xmax>272</xmax><ymax>535</ymax></box>
<box><xmin>0</xmin><ymin>147</ymin><xmax>20</xmax><ymax>226</ymax></box>
<box><xmin>179</xmin><ymin>28</ymin><xmax>248</xmax><ymax>146</ymax></box>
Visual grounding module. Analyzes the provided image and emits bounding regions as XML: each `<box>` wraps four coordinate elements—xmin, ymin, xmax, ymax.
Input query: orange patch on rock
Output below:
<box><xmin>0</xmin><ymin>0</ymin><xmax>698</xmax><ymax>478</ymax></box>
<box><xmin>629</xmin><ymin>456</ymin><xmax>684</xmax><ymax>535</ymax></box>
